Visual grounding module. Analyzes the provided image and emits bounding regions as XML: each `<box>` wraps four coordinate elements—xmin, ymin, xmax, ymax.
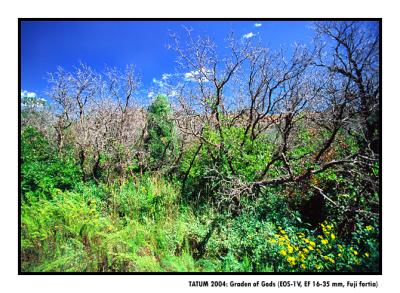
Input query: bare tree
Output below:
<box><xmin>47</xmin><ymin>67</ymin><xmax>74</xmax><ymax>156</ymax></box>
<box><xmin>313</xmin><ymin>21</ymin><xmax>380</xmax><ymax>155</ymax></box>
<box><xmin>169</xmin><ymin>23</ymin><xmax>379</xmax><ymax>217</ymax></box>
<box><xmin>40</xmin><ymin>22</ymin><xmax>379</xmax><ymax>216</ymax></box>
<box><xmin>47</xmin><ymin>63</ymin><xmax>145</xmax><ymax>183</ymax></box>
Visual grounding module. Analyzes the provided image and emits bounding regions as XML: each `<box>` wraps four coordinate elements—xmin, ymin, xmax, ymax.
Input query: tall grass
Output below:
<box><xmin>21</xmin><ymin>174</ymin><xmax>379</xmax><ymax>272</ymax></box>
<box><xmin>21</xmin><ymin>176</ymin><xmax>197</xmax><ymax>272</ymax></box>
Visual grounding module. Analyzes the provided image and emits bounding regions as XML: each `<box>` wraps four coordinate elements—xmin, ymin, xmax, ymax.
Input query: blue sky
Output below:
<box><xmin>21</xmin><ymin>20</ymin><xmax>315</xmax><ymax>101</ymax></box>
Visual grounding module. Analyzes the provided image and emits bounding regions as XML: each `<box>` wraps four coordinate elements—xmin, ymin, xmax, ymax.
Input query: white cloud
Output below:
<box><xmin>254</xmin><ymin>23</ymin><xmax>262</xmax><ymax>27</ymax></box>
<box><xmin>147</xmin><ymin>91</ymin><xmax>155</xmax><ymax>98</ymax></box>
<box><xmin>21</xmin><ymin>90</ymin><xmax>46</xmax><ymax>108</ymax></box>
<box><xmin>21</xmin><ymin>90</ymin><xmax>37</xmax><ymax>98</ymax></box>
<box><xmin>184</xmin><ymin>71</ymin><xmax>198</xmax><ymax>82</ymax></box>
<box><xmin>161</xmin><ymin>73</ymin><xmax>171</xmax><ymax>80</ymax></box>
<box><xmin>168</xmin><ymin>90</ymin><xmax>179</xmax><ymax>98</ymax></box>
<box><xmin>153</xmin><ymin>73</ymin><xmax>177</xmax><ymax>87</ymax></box>
<box><xmin>242</xmin><ymin>32</ymin><xmax>256</xmax><ymax>39</ymax></box>
<box><xmin>184</xmin><ymin>67</ymin><xmax>211</xmax><ymax>82</ymax></box>
<box><xmin>152</xmin><ymin>78</ymin><xmax>165</xmax><ymax>87</ymax></box>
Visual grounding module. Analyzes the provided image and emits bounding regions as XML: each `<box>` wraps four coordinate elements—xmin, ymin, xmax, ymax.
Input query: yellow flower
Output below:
<box><xmin>287</xmin><ymin>256</ymin><xmax>296</xmax><ymax>266</ymax></box>
<box><xmin>298</xmin><ymin>253</ymin><xmax>306</xmax><ymax>261</ymax></box>
<box><xmin>323</xmin><ymin>256</ymin><xmax>335</xmax><ymax>263</ymax></box>
<box><xmin>315</xmin><ymin>264</ymin><xmax>323</xmax><ymax>270</ymax></box>
<box><xmin>308</xmin><ymin>245</ymin><xmax>314</xmax><ymax>251</ymax></box>
<box><xmin>330</xmin><ymin>233</ymin><xmax>336</xmax><ymax>240</ymax></box>
<box><xmin>321</xmin><ymin>239</ymin><xmax>329</xmax><ymax>245</ymax></box>
<box><xmin>365</xmin><ymin>252</ymin><xmax>369</xmax><ymax>257</ymax></box>
<box><xmin>366</xmin><ymin>225</ymin><xmax>374</xmax><ymax>231</ymax></box>
<box><xmin>280</xmin><ymin>249</ymin><xmax>287</xmax><ymax>256</ymax></box>
<box><xmin>310</xmin><ymin>241</ymin><xmax>316</xmax><ymax>247</ymax></box>
<box><xmin>269</xmin><ymin>239</ymin><xmax>277</xmax><ymax>244</ymax></box>
<box><xmin>338</xmin><ymin>244</ymin><xmax>343</xmax><ymax>250</ymax></box>
<box><xmin>303</xmin><ymin>248</ymin><xmax>309</xmax><ymax>253</ymax></box>
<box><xmin>303</xmin><ymin>238</ymin><xmax>310</xmax><ymax>244</ymax></box>
<box><xmin>353</xmin><ymin>250</ymin><xmax>359</xmax><ymax>256</ymax></box>
<box><xmin>287</xmin><ymin>245</ymin><xmax>294</xmax><ymax>254</ymax></box>
<box><xmin>338</xmin><ymin>253</ymin><xmax>343</xmax><ymax>258</ymax></box>
<box><xmin>301</xmin><ymin>264</ymin><xmax>306</xmax><ymax>269</ymax></box>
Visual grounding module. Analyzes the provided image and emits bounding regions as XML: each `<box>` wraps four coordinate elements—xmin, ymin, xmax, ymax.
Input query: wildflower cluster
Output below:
<box><xmin>268</xmin><ymin>221</ymin><xmax>376</xmax><ymax>272</ymax></box>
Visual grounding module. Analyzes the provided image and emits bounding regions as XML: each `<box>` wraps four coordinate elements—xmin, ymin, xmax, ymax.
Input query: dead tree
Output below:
<box><xmin>169</xmin><ymin>22</ymin><xmax>379</xmax><ymax>219</ymax></box>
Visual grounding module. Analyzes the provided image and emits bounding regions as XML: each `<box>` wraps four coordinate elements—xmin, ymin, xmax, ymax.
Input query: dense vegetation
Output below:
<box><xmin>20</xmin><ymin>21</ymin><xmax>380</xmax><ymax>272</ymax></box>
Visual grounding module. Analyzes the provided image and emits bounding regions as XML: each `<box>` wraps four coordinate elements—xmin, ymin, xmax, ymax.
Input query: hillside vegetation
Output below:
<box><xmin>20</xmin><ymin>21</ymin><xmax>380</xmax><ymax>272</ymax></box>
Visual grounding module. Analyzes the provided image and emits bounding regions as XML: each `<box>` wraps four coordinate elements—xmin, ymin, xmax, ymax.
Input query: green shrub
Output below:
<box><xmin>146</xmin><ymin>95</ymin><xmax>177</xmax><ymax>169</ymax></box>
<box><xmin>21</xmin><ymin>126</ymin><xmax>82</xmax><ymax>199</ymax></box>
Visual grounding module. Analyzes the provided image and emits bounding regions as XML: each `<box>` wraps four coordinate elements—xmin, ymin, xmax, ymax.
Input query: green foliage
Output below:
<box><xmin>21</xmin><ymin>126</ymin><xmax>53</xmax><ymax>163</ymax></box>
<box><xmin>179</xmin><ymin>125</ymin><xmax>274</xmax><ymax>206</ymax></box>
<box><xmin>266</xmin><ymin>220</ymin><xmax>379</xmax><ymax>272</ymax></box>
<box><xmin>146</xmin><ymin>95</ymin><xmax>177</xmax><ymax>169</ymax></box>
<box><xmin>21</xmin><ymin>176</ymin><xmax>196</xmax><ymax>272</ymax></box>
<box><xmin>21</xmin><ymin>126</ymin><xmax>82</xmax><ymax>199</ymax></box>
<box><xmin>20</xmin><ymin>112</ymin><xmax>380</xmax><ymax>273</ymax></box>
<box><xmin>20</xmin><ymin>22</ymin><xmax>380</xmax><ymax>273</ymax></box>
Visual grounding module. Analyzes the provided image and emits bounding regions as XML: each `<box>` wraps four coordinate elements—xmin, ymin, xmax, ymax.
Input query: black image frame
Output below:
<box><xmin>18</xmin><ymin>17</ymin><xmax>382</xmax><ymax>275</ymax></box>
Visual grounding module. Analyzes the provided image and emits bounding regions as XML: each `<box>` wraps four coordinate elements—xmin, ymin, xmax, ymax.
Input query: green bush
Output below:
<box><xmin>146</xmin><ymin>95</ymin><xmax>177</xmax><ymax>169</ymax></box>
<box><xmin>21</xmin><ymin>126</ymin><xmax>82</xmax><ymax>199</ymax></box>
